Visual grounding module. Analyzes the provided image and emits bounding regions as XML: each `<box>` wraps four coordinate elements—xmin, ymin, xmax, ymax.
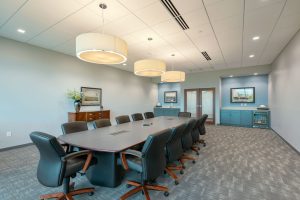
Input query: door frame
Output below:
<box><xmin>184</xmin><ymin>88</ymin><xmax>216</xmax><ymax>124</ymax></box>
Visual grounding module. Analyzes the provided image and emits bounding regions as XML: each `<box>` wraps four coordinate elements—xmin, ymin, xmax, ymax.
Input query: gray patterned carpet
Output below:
<box><xmin>0</xmin><ymin>125</ymin><xmax>300</xmax><ymax>200</ymax></box>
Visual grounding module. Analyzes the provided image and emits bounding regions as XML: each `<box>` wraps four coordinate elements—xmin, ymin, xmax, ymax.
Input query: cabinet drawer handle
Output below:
<box><xmin>89</xmin><ymin>118</ymin><xmax>93</xmax><ymax>120</ymax></box>
<box><xmin>88</xmin><ymin>113</ymin><xmax>93</xmax><ymax>116</ymax></box>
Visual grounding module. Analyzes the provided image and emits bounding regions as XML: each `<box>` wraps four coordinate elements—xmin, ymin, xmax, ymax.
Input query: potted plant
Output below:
<box><xmin>67</xmin><ymin>89</ymin><xmax>82</xmax><ymax>113</ymax></box>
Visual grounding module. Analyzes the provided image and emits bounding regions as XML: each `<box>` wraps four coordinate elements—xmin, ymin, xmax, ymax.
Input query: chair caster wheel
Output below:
<box><xmin>196</xmin><ymin>152</ymin><xmax>199</xmax><ymax>156</ymax></box>
<box><xmin>164</xmin><ymin>191</ymin><xmax>169</xmax><ymax>197</ymax></box>
<box><xmin>126</xmin><ymin>184</ymin><xmax>132</xmax><ymax>188</ymax></box>
<box><xmin>88</xmin><ymin>192</ymin><xmax>94</xmax><ymax>196</ymax></box>
<box><xmin>182</xmin><ymin>165</ymin><xmax>186</xmax><ymax>169</ymax></box>
<box><xmin>174</xmin><ymin>180</ymin><xmax>179</xmax><ymax>185</ymax></box>
<box><xmin>192</xmin><ymin>160</ymin><xmax>196</xmax><ymax>164</ymax></box>
<box><xmin>180</xmin><ymin>170</ymin><xmax>184</xmax><ymax>174</ymax></box>
<box><xmin>198</xmin><ymin>147</ymin><xmax>200</xmax><ymax>150</ymax></box>
<box><xmin>203</xmin><ymin>143</ymin><xmax>206</xmax><ymax>147</ymax></box>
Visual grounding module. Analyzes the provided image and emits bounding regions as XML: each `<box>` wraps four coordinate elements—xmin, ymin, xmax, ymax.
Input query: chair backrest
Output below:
<box><xmin>93</xmin><ymin>119</ymin><xmax>111</xmax><ymax>129</ymax></box>
<box><xmin>181</xmin><ymin>119</ymin><xmax>197</xmax><ymax>150</ymax></box>
<box><xmin>144</xmin><ymin>112</ymin><xmax>154</xmax><ymax>119</ymax></box>
<box><xmin>61</xmin><ymin>121</ymin><xmax>88</xmax><ymax>134</ymax></box>
<box><xmin>141</xmin><ymin>129</ymin><xmax>171</xmax><ymax>181</ymax></box>
<box><xmin>115</xmin><ymin>115</ymin><xmax>131</xmax><ymax>124</ymax></box>
<box><xmin>30</xmin><ymin>132</ymin><xmax>66</xmax><ymax>187</ymax></box>
<box><xmin>178</xmin><ymin>112</ymin><xmax>191</xmax><ymax>118</ymax></box>
<box><xmin>192</xmin><ymin>117</ymin><xmax>202</xmax><ymax>143</ymax></box>
<box><xmin>198</xmin><ymin>114</ymin><xmax>208</xmax><ymax>135</ymax></box>
<box><xmin>131</xmin><ymin>113</ymin><xmax>144</xmax><ymax>121</ymax></box>
<box><xmin>165</xmin><ymin>123</ymin><xmax>187</xmax><ymax>162</ymax></box>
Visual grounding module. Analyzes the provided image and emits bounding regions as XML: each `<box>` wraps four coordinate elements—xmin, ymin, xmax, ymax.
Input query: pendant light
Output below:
<box><xmin>161</xmin><ymin>54</ymin><xmax>185</xmax><ymax>82</ymax></box>
<box><xmin>134</xmin><ymin>38</ymin><xmax>166</xmax><ymax>77</ymax></box>
<box><xmin>76</xmin><ymin>3</ymin><xmax>128</xmax><ymax>64</ymax></box>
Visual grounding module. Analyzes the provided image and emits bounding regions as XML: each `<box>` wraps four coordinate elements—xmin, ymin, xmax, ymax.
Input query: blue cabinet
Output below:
<box><xmin>220</xmin><ymin>109</ymin><xmax>253</xmax><ymax>127</ymax></box>
<box><xmin>240</xmin><ymin>110</ymin><xmax>253</xmax><ymax>127</ymax></box>
<box><xmin>154</xmin><ymin>107</ymin><xmax>180</xmax><ymax>117</ymax></box>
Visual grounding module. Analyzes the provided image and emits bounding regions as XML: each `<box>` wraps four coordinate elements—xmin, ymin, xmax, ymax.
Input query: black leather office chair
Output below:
<box><xmin>131</xmin><ymin>113</ymin><xmax>144</xmax><ymax>121</ymax></box>
<box><xmin>93</xmin><ymin>119</ymin><xmax>111</xmax><ymax>129</ymax></box>
<box><xmin>61</xmin><ymin>121</ymin><xmax>88</xmax><ymax>152</ymax></box>
<box><xmin>180</xmin><ymin>119</ymin><xmax>197</xmax><ymax>167</ymax></box>
<box><xmin>165</xmin><ymin>124</ymin><xmax>187</xmax><ymax>185</ymax></box>
<box><xmin>120</xmin><ymin>129</ymin><xmax>172</xmax><ymax>200</ymax></box>
<box><xmin>144</xmin><ymin>112</ymin><xmax>154</xmax><ymax>119</ymax></box>
<box><xmin>178</xmin><ymin>112</ymin><xmax>191</xmax><ymax>118</ymax></box>
<box><xmin>197</xmin><ymin>114</ymin><xmax>208</xmax><ymax>147</ymax></box>
<box><xmin>115</xmin><ymin>115</ymin><xmax>131</xmax><ymax>124</ymax></box>
<box><xmin>61</xmin><ymin>121</ymin><xmax>88</xmax><ymax>134</ymax></box>
<box><xmin>30</xmin><ymin>131</ymin><xmax>95</xmax><ymax>200</ymax></box>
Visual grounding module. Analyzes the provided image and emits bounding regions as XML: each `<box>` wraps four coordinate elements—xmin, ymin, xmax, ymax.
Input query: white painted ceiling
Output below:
<box><xmin>0</xmin><ymin>0</ymin><xmax>299</xmax><ymax>73</ymax></box>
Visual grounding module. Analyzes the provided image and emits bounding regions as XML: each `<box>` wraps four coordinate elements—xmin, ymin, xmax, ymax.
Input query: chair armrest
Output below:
<box><xmin>120</xmin><ymin>149</ymin><xmax>143</xmax><ymax>171</ymax></box>
<box><xmin>63</xmin><ymin>150</ymin><xmax>93</xmax><ymax>173</ymax></box>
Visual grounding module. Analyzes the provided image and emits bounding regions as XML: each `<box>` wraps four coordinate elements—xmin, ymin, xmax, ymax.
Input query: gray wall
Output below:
<box><xmin>0</xmin><ymin>37</ymin><xmax>157</xmax><ymax>149</ymax></box>
<box><xmin>269</xmin><ymin>30</ymin><xmax>300</xmax><ymax>152</ymax></box>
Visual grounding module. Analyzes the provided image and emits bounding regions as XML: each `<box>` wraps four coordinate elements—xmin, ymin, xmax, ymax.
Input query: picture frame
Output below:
<box><xmin>164</xmin><ymin>91</ymin><xmax>177</xmax><ymax>103</ymax></box>
<box><xmin>81</xmin><ymin>87</ymin><xmax>102</xmax><ymax>106</ymax></box>
<box><xmin>230</xmin><ymin>87</ymin><xmax>255</xmax><ymax>103</ymax></box>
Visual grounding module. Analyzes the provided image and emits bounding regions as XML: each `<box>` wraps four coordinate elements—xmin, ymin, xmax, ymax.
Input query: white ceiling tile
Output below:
<box><xmin>29</xmin><ymin>8</ymin><xmax>102</xmax><ymax>48</ymax></box>
<box><xmin>100</xmin><ymin>13</ymin><xmax>147</xmax><ymax>36</ymax></box>
<box><xmin>151</xmin><ymin>19</ymin><xmax>182</xmax><ymax>37</ymax></box>
<box><xmin>183</xmin><ymin>8</ymin><xmax>210</xmax><ymax>29</ymax></box>
<box><xmin>171</xmin><ymin>0</ymin><xmax>204</xmax><ymax>15</ymax></box>
<box><xmin>0</xmin><ymin>0</ymin><xmax>28</xmax><ymax>26</ymax></box>
<box><xmin>203</xmin><ymin>0</ymin><xmax>243</xmax><ymax>21</ymax></box>
<box><xmin>0</xmin><ymin>0</ymin><xmax>82</xmax><ymax>42</ymax></box>
<box><xmin>117</xmin><ymin>0</ymin><xmax>158</xmax><ymax>11</ymax></box>
<box><xmin>135</xmin><ymin>1</ymin><xmax>172</xmax><ymax>26</ymax></box>
<box><xmin>85</xmin><ymin>0</ymin><xmax>130</xmax><ymax>21</ymax></box>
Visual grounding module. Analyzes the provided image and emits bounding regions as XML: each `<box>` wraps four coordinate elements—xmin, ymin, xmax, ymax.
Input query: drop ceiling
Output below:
<box><xmin>0</xmin><ymin>0</ymin><xmax>299</xmax><ymax>73</ymax></box>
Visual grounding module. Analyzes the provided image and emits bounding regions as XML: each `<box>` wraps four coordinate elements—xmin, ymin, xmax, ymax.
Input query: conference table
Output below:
<box><xmin>58</xmin><ymin>116</ymin><xmax>191</xmax><ymax>188</ymax></box>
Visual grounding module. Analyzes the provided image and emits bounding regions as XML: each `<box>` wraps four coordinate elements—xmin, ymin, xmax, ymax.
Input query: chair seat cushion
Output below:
<box><xmin>127</xmin><ymin>156</ymin><xmax>143</xmax><ymax>173</ymax></box>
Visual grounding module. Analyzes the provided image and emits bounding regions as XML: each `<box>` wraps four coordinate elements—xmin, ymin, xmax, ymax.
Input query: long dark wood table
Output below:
<box><xmin>58</xmin><ymin>116</ymin><xmax>191</xmax><ymax>188</ymax></box>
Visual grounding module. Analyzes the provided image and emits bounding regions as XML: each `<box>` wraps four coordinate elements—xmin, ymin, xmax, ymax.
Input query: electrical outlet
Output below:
<box><xmin>6</xmin><ymin>131</ymin><xmax>12</xmax><ymax>137</ymax></box>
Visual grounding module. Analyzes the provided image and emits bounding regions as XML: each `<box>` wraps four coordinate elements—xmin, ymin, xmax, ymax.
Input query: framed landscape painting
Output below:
<box><xmin>81</xmin><ymin>87</ymin><xmax>102</xmax><ymax>106</ymax></box>
<box><xmin>231</xmin><ymin>87</ymin><xmax>255</xmax><ymax>103</ymax></box>
<box><xmin>164</xmin><ymin>91</ymin><xmax>177</xmax><ymax>103</ymax></box>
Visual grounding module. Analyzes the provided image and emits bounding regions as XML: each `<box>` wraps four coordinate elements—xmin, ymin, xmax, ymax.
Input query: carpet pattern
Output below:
<box><xmin>0</xmin><ymin>125</ymin><xmax>299</xmax><ymax>200</ymax></box>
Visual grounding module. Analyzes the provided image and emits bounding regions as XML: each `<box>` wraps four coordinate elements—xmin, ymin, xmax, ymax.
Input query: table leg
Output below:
<box><xmin>86</xmin><ymin>151</ymin><xmax>125</xmax><ymax>187</ymax></box>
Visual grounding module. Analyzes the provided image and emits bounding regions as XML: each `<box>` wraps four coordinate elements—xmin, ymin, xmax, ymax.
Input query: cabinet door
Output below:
<box><xmin>230</xmin><ymin>110</ymin><xmax>241</xmax><ymax>125</ymax></box>
<box><xmin>240</xmin><ymin>110</ymin><xmax>253</xmax><ymax>127</ymax></box>
<box><xmin>220</xmin><ymin>110</ymin><xmax>231</xmax><ymax>124</ymax></box>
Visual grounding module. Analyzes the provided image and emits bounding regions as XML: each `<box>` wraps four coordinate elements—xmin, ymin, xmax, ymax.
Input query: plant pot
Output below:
<box><xmin>74</xmin><ymin>101</ymin><xmax>81</xmax><ymax>113</ymax></box>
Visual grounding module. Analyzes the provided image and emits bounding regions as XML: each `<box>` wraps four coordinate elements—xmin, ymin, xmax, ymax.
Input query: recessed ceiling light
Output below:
<box><xmin>254</xmin><ymin>73</ymin><xmax>258</xmax><ymax>75</ymax></box>
<box><xmin>229</xmin><ymin>75</ymin><xmax>234</xmax><ymax>78</ymax></box>
<box><xmin>122</xmin><ymin>63</ymin><xmax>127</xmax><ymax>66</ymax></box>
<box><xmin>17</xmin><ymin>29</ymin><xmax>26</xmax><ymax>34</ymax></box>
<box><xmin>252</xmin><ymin>36</ymin><xmax>260</xmax><ymax>41</ymax></box>
<box><xmin>249</xmin><ymin>54</ymin><xmax>255</xmax><ymax>58</ymax></box>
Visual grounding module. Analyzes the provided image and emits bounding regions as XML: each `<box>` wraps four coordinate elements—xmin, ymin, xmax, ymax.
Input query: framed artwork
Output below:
<box><xmin>81</xmin><ymin>87</ymin><xmax>102</xmax><ymax>106</ymax></box>
<box><xmin>231</xmin><ymin>87</ymin><xmax>255</xmax><ymax>103</ymax></box>
<box><xmin>164</xmin><ymin>91</ymin><xmax>177</xmax><ymax>103</ymax></box>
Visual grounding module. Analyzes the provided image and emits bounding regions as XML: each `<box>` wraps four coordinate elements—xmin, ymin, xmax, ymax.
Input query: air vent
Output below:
<box><xmin>161</xmin><ymin>0</ymin><xmax>189</xmax><ymax>30</ymax></box>
<box><xmin>201</xmin><ymin>51</ymin><xmax>212</xmax><ymax>61</ymax></box>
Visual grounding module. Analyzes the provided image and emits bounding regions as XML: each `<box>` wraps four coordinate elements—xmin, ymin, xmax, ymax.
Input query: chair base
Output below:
<box><xmin>180</xmin><ymin>154</ymin><xmax>196</xmax><ymax>168</ymax></box>
<box><xmin>40</xmin><ymin>187</ymin><xmax>94</xmax><ymax>200</ymax></box>
<box><xmin>165</xmin><ymin>162</ymin><xmax>184</xmax><ymax>185</ymax></box>
<box><xmin>199</xmin><ymin>139</ymin><xmax>206</xmax><ymax>147</ymax></box>
<box><xmin>120</xmin><ymin>180</ymin><xmax>168</xmax><ymax>200</ymax></box>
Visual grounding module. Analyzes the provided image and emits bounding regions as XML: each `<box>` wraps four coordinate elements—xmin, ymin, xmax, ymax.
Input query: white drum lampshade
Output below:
<box><xmin>76</xmin><ymin>33</ymin><xmax>128</xmax><ymax>64</ymax></box>
<box><xmin>134</xmin><ymin>59</ymin><xmax>166</xmax><ymax>77</ymax></box>
<box><xmin>161</xmin><ymin>71</ymin><xmax>185</xmax><ymax>82</ymax></box>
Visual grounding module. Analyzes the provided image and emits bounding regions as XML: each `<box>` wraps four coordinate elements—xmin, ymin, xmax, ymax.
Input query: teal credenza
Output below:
<box><xmin>220</xmin><ymin>109</ymin><xmax>253</xmax><ymax>128</ymax></box>
<box><xmin>154</xmin><ymin>107</ymin><xmax>180</xmax><ymax>117</ymax></box>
